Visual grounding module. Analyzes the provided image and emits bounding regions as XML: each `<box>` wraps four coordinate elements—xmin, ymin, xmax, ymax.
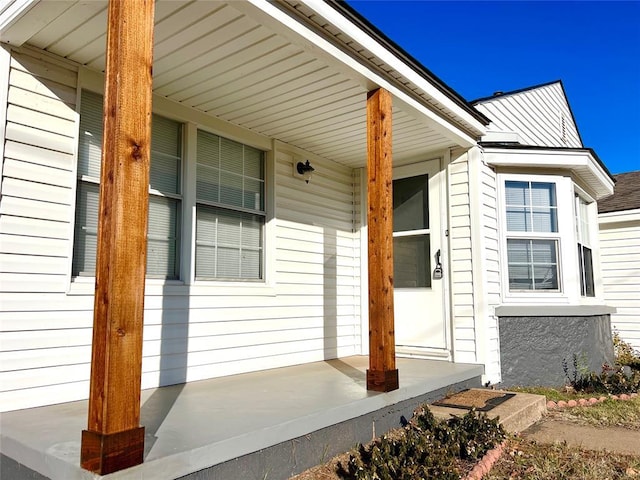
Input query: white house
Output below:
<box><xmin>472</xmin><ymin>81</ymin><xmax>615</xmax><ymax>386</ymax></box>
<box><xmin>598</xmin><ymin>170</ymin><xmax>640</xmax><ymax>351</ymax></box>
<box><xmin>0</xmin><ymin>1</ymin><xmax>615</xmax><ymax>479</ymax></box>
<box><xmin>0</xmin><ymin>0</ymin><xmax>497</xmax><ymax>415</ymax></box>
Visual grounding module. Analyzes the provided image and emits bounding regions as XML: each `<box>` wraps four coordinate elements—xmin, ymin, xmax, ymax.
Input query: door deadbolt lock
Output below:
<box><xmin>433</xmin><ymin>249</ymin><xmax>443</xmax><ymax>279</ymax></box>
<box><xmin>433</xmin><ymin>265</ymin><xmax>443</xmax><ymax>280</ymax></box>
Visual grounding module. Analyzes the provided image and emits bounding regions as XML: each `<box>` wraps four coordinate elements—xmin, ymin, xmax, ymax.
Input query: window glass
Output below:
<box><xmin>507</xmin><ymin>239</ymin><xmax>559</xmax><ymax>290</ymax></box>
<box><xmin>393</xmin><ymin>235</ymin><xmax>431</xmax><ymax>288</ymax></box>
<box><xmin>73</xmin><ymin>90</ymin><xmax>182</xmax><ymax>279</ymax></box>
<box><xmin>195</xmin><ymin>129</ymin><xmax>265</xmax><ymax>280</ymax></box>
<box><xmin>505</xmin><ymin>181</ymin><xmax>557</xmax><ymax>233</ymax></box>
<box><xmin>393</xmin><ymin>174</ymin><xmax>429</xmax><ymax>232</ymax></box>
<box><xmin>576</xmin><ymin>195</ymin><xmax>595</xmax><ymax>297</ymax></box>
<box><xmin>504</xmin><ymin>180</ymin><xmax>560</xmax><ymax>292</ymax></box>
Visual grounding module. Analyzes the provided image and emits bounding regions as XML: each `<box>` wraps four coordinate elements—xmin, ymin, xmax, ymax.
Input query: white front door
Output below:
<box><xmin>393</xmin><ymin>160</ymin><xmax>448</xmax><ymax>358</ymax></box>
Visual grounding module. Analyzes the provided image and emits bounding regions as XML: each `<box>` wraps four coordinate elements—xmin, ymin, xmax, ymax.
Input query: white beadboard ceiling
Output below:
<box><xmin>1</xmin><ymin>0</ymin><xmax>485</xmax><ymax>168</ymax></box>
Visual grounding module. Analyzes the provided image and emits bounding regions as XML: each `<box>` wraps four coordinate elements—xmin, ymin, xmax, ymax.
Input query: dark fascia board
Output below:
<box><xmin>329</xmin><ymin>0</ymin><xmax>491</xmax><ymax>126</ymax></box>
<box><xmin>472</xmin><ymin>79</ymin><xmax>585</xmax><ymax>147</ymax></box>
<box><xmin>479</xmin><ymin>142</ymin><xmax>614</xmax><ymax>182</ymax></box>
<box><xmin>470</xmin><ymin>79</ymin><xmax>563</xmax><ymax>104</ymax></box>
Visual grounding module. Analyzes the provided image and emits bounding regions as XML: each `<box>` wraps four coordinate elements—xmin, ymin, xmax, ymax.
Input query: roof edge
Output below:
<box><xmin>471</xmin><ymin>79</ymin><xmax>563</xmax><ymax>105</ymax></box>
<box><xmin>330</xmin><ymin>0</ymin><xmax>490</xmax><ymax>126</ymax></box>
<box><xmin>472</xmin><ymin>79</ymin><xmax>586</xmax><ymax>147</ymax></box>
<box><xmin>479</xmin><ymin>142</ymin><xmax>614</xmax><ymax>182</ymax></box>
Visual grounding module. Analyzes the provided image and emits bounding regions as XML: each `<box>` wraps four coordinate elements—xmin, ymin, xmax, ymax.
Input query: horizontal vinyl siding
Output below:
<box><xmin>0</xmin><ymin>47</ymin><xmax>360</xmax><ymax>412</ymax></box>
<box><xmin>0</xmin><ymin>49</ymin><xmax>77</xmax><ymax>293</ymax></box>
<box><xmin>449</xmin><ymin>151</ymin><xmax>476</xmax><ymax>363</ymax></box>
<box><xmin>599</xmin><ymin>219</ymin><xmax>640</xmax><ymax>351</ymax></box>
<box><xmin>0</xmin><ymin>48</ymin><xmax>81</xmax><ymax>410</ymax></box>
<box><xmin>476</xmin><ymin>83</ymin><xmax>581</xmax><ymax>148</ymax></box>
<box><xmin>273</xmin><ymin>151</ymin><xmax>360</xmax><ymax>360</ymax></box>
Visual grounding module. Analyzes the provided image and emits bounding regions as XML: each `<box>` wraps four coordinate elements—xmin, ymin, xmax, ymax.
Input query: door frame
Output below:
<box><xmin>392</xmin><ymin>157</ymin><xmax>452</xmax><ymax>359</ymax></box>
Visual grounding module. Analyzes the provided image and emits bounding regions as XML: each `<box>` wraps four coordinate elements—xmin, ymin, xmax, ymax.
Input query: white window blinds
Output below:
<box><xmin>195</xmin><ymin>129</ymin><xmax>265</xmax><ymax>280</ymax></box>
<box><xmin>72</xmin><ymin>90</ymin><xmax>182</xmax><ymax>279</ymax></box>
<box><xmin>504</xmin><ymin>180</ymin><xmax>560</xmax><ymax>292</ymax></box>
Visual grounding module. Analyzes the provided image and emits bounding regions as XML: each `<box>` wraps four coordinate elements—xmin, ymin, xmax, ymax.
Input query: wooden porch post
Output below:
<box><xmin>366</xmin><ymin>88</ymin><xmax>399</xmax><ymax>392</ymax></box>
<box><xmin>80</xmin><ymin>0</ymin><xmax>155</xmax><ymax>474</ymax></box>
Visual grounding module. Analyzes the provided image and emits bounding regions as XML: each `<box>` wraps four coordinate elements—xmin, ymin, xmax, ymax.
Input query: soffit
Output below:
<box><xmin>280</xmin><ymin>0</ymin><xmax>486</xmax><ymax>136</ymax></box>
<box><xmin>2</xmin><ymin>0</ymin><xmax>475</xmax><ymax>167</ymax></box>
<box><xmin>482</xmin><ymin>146</ymin><xmax>615</xmax><ymax>200</ymax></box>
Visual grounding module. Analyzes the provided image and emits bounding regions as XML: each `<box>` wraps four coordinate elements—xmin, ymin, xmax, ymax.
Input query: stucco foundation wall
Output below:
<box><xmin>498</xmin><ymin>315</ymin><xmax>614</xmax><ymax>387</ymax></box>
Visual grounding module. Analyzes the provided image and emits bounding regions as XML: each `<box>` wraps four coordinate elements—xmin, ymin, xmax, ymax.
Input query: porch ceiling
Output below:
<box><xmin>1</xmin><ymin>0</ymin><xmax>485</xmax><ymax>168</ymax></box>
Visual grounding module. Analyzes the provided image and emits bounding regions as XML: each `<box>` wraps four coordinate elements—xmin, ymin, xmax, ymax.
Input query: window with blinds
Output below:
<box><xmin>195</xmin><ymin>129</ymin><xmax>265</xmax><ymax>280</ymax></box>
<box><xmin>576</xmin><ymin>195</ymin><xmax>594</xmax><ymax>297</ymax></box>
<box><xmin>72</xmin><ymin>90</ymin><xmax>182</xmax><ymax>279</ymax></box>
<box><xmin>505</xmin><ymin>181</ymin><xmax>560</xmax><ymax>291</ymax></box>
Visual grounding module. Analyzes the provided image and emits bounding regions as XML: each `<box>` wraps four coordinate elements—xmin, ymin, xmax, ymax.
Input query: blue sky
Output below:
<box><xmin>346</xmin><ymin>1</ymin><xmax>640</xmax><ymax>175</ymax></box>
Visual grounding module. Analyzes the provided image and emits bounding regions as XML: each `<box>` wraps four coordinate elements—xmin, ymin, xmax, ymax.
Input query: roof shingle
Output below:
<box><xmin>598</xmin><ymin>170</ymin><xmax>640</xmax><ymax>213</ymax></box>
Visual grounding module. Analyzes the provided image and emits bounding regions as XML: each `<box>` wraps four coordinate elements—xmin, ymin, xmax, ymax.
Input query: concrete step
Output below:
<box><xmin>428</xmin><ymin>388</ymin><xmax>547</xmax><ymax>433</ymax></box>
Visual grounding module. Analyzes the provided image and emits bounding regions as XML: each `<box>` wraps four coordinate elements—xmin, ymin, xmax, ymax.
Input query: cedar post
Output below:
<box><xmin>366</xmin><ymin>88</ymin><xmax>399</xmax><ymax>392</ymax></box>
<box><xmin>80</xmin><ymin>0</ymin><xmax>155</xmax><ymax>474</ymax></box>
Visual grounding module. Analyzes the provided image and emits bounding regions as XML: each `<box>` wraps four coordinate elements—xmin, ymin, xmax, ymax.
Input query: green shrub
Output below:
<box><xmin>336</xmin><ymin>406</ymin><xmax>505</xmax><ymax>480</ymax></box>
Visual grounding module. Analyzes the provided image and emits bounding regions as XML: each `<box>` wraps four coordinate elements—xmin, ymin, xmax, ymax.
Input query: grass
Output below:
<box><xmin>485</xmin><ymin>390</ymin><xmax>640</xmax><ymax>479</ymax></box>
<box><xmin>553</xmin><ymin>396</ymin><xmax>640</xmax><ymax>430</ymax></box>
<box><xmin>507</xmin><ymin>386</ymin><xmax>640</xmax><ymax>429</ymax></box>
<box><xmin>486</xmin><ymin>438</ymin><xmax>640</xmax><ymax>480</ymax></box>
<box><xmin>507</xmin><ymin>385</ymin><xmax>600</xmax><ymax>402</ymax></box>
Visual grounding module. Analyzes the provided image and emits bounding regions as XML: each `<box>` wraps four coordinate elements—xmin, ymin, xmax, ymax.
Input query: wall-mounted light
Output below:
<box><xmin>295</xmin><ymin>160</ymin><xmax>315</xmax><ymax>184</ymax></box>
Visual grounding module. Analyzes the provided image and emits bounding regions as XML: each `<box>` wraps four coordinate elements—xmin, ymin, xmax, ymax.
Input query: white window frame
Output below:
<box><xmin>68</xmin><ymin>68</ymin><xmax>276</xmax><ymax>296</ymax></box>
<box><xmin>498</xmin><ymin>173</ymin><xmax>575</xmax><ymax>302</ymax></box>
<box><xmin>71</xmin><ymin>89</ymin><xmax>184</xmax><ymax>281</ymax></box>
<box><xmin>193</xmin><ymin>127</ymin><xmax>267</xmax><ymax>282</ymax></box>
<box><xmin>574</xmin><ymin>188</ymin><xmax>596</xmax><ymax>298</ymax></box>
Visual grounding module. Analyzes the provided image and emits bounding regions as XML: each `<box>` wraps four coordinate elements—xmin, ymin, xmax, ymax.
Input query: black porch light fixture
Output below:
<box><xmin>296</xmin><ymin>160</ymin><xmax>315</xmax><ymax>184</ymax></box>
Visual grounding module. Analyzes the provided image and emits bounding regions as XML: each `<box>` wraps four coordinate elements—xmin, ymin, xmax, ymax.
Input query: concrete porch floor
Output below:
<box><xmin>0</xmin><ymin>356</ymin><xmax>483</xmax><ymax>480</ymax></box>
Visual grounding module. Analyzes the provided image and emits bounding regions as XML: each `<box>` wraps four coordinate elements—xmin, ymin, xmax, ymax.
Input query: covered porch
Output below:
<box><xmin>0</xmin><ymin>0</ymin><xmax>489</xmax><ymax>477</ymax></box>
<box><xmin>0</xmin><ymin>356</ymin><xmax>482</xmax><ymax>480</ymax></box>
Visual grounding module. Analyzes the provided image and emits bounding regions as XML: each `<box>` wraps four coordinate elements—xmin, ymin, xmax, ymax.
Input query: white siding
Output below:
<box><xmin>448</xmin><ymin>149</ymin><xmax>476</xmax><ymax>363</ymax></box>
<box><xmin>274</xmin><ymin>150</ymin><xmax>361</xmax><ymax>360</ymax></box>
<box><xmin>0</xmin><ymin>47</ymin><xmax>360</xmax><ymax>412</ymax></box>
<box><xmin>0</xmin><ymin>49</ymin><xmax>77</xmax><ymax>290</ymax></box>
<box><xmin>475</xmin><ymin>155</ymin><xmax>502</xmax><ymax>382</ymax></box>
<box><xmin>475</xmin><ymin>82</ymin><xmax>582</xmax><ymax>148</ymax></box>
<box><xmin>447</xmin><ymin>147</ymin><xmax>501</xmax><ymax>382</ymax></box>
<box><xmin>599</xmin><ymin>216</ymin><xmax>640</xmax><ymax>351</ymax></box>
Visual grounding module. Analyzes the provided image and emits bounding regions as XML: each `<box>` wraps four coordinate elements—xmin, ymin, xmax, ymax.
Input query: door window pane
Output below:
<box><xmin>393</xmin><ymin>235</ymin><xmax>431</xmax><ymax>288</ymax></box>
<box><xmin>393</xmin><ymin>175</ymin><xmax>429</xmax><ymax>232</ymax></box>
